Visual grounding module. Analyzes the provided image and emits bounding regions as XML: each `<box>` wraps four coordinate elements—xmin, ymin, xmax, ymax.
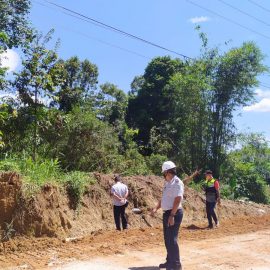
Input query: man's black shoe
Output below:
<box><xmin>159</xmin><ymin>262</ymin><xmax>168</xmax><ymax>268</ymax></box>
<box><xmin>166</xmin><ymin>267</ymin><xmax>181</xmax><ymax>270</ymax></box>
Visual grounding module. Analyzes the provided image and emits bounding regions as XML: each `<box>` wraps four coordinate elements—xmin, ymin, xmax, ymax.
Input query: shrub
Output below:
<box><xmin>0</xmin><ymin>158</ymin><xmax>20</xmax><ymax>172</ymax></box>
<box><xmin>57</xmin><ymin>109</ymin><xmax>121</xmax><ymax>172</ymax></box>
<box><xmin>236</xmin><ymin>174</ymin><xmax>270</xmax><ymax>204</ymax></box>
<box><xmin>19</xmin><ymin>157</ymin><xmax>62</xmax><ymax>186</ymax></box>
<box><xmin>146</xmin><ymin>154</ymin><xmax>167</xmax><ymax>175</ymax></box>
<box><xmin>61</xmin><ymin>171</ymin><xmax>96</xmax><ymax>209</ymax></box>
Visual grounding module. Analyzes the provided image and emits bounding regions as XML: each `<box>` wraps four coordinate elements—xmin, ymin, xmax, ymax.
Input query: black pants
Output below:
<box><xmin>206</xmin><ymin>201</ymin><xmax>218</xmax><ymax>227</ymax></box>
<box><xmin>163</xmin><ymin>209</ymin><xmax>183</xmax><ymax>270</ymax></box>
<box><xmin>113</xmin><ymin>204</ymin><xmax>128</xmax><ymax>230</ymax></box>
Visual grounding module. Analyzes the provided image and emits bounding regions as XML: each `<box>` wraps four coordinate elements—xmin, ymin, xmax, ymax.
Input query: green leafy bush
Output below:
<box><xmin>0</xmin><ymin>158</ymin><xmax>20</xmax><ymax>172</ymax></box>
<box><xmin>61</xmin><ymin>171</ymin><xmax>96</xmax><ymax>209</ymax></box>
<box><xmin>236</xmin><ymin>174</ymin><xmax>270</xmax><ymax>204</ymax></box>
<box><xmin>146</xmin><ymin>154</ymin><xmax>167</xmax><ymax>175</ymax></box>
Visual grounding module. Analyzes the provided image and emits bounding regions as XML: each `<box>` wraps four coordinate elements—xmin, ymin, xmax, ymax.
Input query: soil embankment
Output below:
<box><xmin>1</xmin><ymin>172</ymin><xmax>270</xmax><ymax>238</ymax></box>
<box><xmin>0</xmin><ymin>172</ymin><xmax>270</xmax><ymax>269</ymax></box>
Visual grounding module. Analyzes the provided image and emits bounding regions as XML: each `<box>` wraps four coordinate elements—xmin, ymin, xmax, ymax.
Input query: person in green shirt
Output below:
<box><xmin>202</xmin><ymin>170</ymin><xmax>220</xmax><ymax>229</ymax></box>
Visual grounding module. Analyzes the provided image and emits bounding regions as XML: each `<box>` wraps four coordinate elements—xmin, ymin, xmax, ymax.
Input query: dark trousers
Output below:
<box><xmin>113</xmin><ymin>204</ymin><xmax>128</xmax><ymax>230</ymax></box>
<box><xmin>163</xmin><ymin>209</ymin><xmax>183</xmax><ymax>270</ymax></box>
<box><xmin>206</xmin><ymin>201</ymin><xmax>218</xmax><ymax>226</ymax></box>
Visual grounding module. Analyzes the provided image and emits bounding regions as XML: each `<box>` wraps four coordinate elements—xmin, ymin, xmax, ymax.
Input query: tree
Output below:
<box><xmin>95</xmin><ymin>83</ymin><xmax>127</xmax><ymax>124</ymax></box>
<box><xmin>160</xmin><ymin>60</ymin><xmax>209</xmax><ymax>170</ymax></box>
<box><xmin>0</xmin><ymin>0</ymin><xmax>33</xmax><ymax>48</ymax></box>
<box><xmin>55</xmin><ymin>108</ymin><xmax>122</xmax><ymax>172</ymax></box>
<box><xmin>11</xmin><ymin>29</ymin><xmax>63</xmax><ymax>160</ymax></box>
<box><xmin>127</xmin><ymin>32</ymin><xmax>266</xmax><ymax>174</ymax></box>
<box><xmin>54</xmin><ymin>56</ymin><xmax>98</xmax><ymax>112</ymax></box>
<box><xmin>220</xmin><ymin>133</ymin><xmax>270</xmax><ymax>204</ymax></box>
<box><xmin>0</xmin><ymin>32</ymin><xmax>8</xmax><ymax>89</ymax></box>
<box><xmin>127</xmin><ymin>56</ymin><xmax>184</xmax><ymax>151</ymax></box>
<box><xmin>204</xmin><ymin>41</ymin><xmax>267</xmax><ymax>174</ymax></box>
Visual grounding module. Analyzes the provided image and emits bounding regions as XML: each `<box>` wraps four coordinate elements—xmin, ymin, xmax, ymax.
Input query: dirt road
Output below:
<box><xmin>1</xmin><ymin>214</ymin><xmax>270</xmax><ymax>270</ymax></box>
<box><xmin>57</xmin><ymin>229</ymin><xmax>270</xmax><ymax>270</ymax></box>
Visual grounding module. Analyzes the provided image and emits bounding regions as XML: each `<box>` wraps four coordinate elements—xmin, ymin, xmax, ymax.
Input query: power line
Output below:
<box><xmin>41</xmin><ymin>0</ymin><xmax>193</xmax><ymax>60</ymax></box>
<box><xmin>248</xmin><ymin>0</ymin><xmax>270</xmax><ymax>13</ymax></box>
<box><xmin>33</xmin><ymin>0</ymin><xmax>270</xmax><ymax>88</ymax></box>
<box><xmin>218</xmin><ymin>0</ymin><xmax>270</xmax><ymax>27</ymax></box>
<box><xmin>186</xmin><ymin>0</ymin><xmax>270</xmax><ymax>40</ymax></box>
<box><xmin>33</xmin><ymin>0</ymin><xmax>151</xmax><ymax>59</ymax></box>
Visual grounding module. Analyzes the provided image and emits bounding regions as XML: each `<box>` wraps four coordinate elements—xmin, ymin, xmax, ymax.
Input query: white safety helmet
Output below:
<box><xmin>161</xmin><ymin>161</ymin><xmax>176</xmax><ymax>173</ymax></box>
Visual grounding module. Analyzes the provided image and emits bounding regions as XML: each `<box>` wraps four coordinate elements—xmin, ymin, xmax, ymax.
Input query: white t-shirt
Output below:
<box><xmin>111</xmin><ymin>182</ymin><xmax>128</xmax><ymax>206</ymax></box>
<box><xmin>161</xmin><ymin>175</ymin><xmax>184</xmax><ymax>211</ymax></box>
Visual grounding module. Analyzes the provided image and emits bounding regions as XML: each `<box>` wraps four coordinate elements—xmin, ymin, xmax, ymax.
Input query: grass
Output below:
<box><xmin>0</xmin><ymin>157</ymin><xmax>96</xmax><ymax>208</ymax></box>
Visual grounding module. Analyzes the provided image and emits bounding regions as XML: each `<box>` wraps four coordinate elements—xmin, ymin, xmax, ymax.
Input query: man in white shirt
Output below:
<box><xmin>151</xmin><ymin>161</ymin><xmax>184</xmax><ymax>270</ymax></box>
<box><xmin>111</xmin><ymin>175</ymin><xmax>129</xmax><ymax>231</ymax></box>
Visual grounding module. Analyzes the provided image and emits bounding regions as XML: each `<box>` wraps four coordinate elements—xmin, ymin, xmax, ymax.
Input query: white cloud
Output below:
<box><xmin>189</xmin><ymin>16</ymin><xmax>211</xmax><ymax>24</ymax></box>
<box><xmin>254</xmin><ymin>88</ymin><xmax>270</xmax><ymax>98</ymax></box>
<box><xmin>243</xmin><ymin>98</ymin><xmax>270</xmax><ymax>112</ymax></box>
<box><xmin>0</xmin><ymin>49</ymin><xmax>20</xmax><ymax>72</ymax></box>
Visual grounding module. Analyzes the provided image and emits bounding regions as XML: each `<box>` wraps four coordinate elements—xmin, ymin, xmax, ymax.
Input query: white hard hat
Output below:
<box><xmin>162</xmin><ymin>161</ymin><xmax>176</xmax><ymax>173</ymax></box>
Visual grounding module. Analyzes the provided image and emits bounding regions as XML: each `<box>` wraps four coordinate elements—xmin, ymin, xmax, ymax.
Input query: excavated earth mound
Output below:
<box><xmin>0</xmin><ymin>172</ymin><xmax>269</xmax><ymax>240</ymax></box>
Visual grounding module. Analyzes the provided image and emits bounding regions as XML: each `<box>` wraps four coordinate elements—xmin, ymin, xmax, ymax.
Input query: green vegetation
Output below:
<box><xmin>61</xmin><ymin>171</ymin><xmax>96</xmax><ymax>209</ymax></box>
<box><xmin>0</xmin><ymin>1</ymin><xmax>269</xmax><ymax>205</ymax></box>
<box><xmin>220</xmin><ymin>133</ymin><xmax>270</xmax><ymax>204</ymax></box>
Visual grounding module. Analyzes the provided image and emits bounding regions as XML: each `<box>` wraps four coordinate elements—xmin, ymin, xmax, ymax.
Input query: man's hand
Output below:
<box><xmin>183</xmin><ymin>168</ymin><xmax>202</xmax><ymax>185</ymax></box>
<box><xmin>194</xmin><ymin>168</ymin><xmax>202</xmax><ymax>176</ymax></box>
<box><xmin>217</xmin><ymin>198</ymin><xmax>221</xmax><ymax>206</ymax></box>
<box><xmin>168</xmin><ymin>216</ymin><xmax>175</xmax><ymax>226</ymax></box>
<box><xmin>150</xmin><ymin>208</ymin><xmax>157</xmax><ymax>217</ymax></box>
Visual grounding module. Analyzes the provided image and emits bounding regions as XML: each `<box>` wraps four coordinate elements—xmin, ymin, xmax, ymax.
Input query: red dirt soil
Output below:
<box><xmin>0</xmin><ymin>172</ymin><xmax>270</xmax><ymax>269</ymax></box>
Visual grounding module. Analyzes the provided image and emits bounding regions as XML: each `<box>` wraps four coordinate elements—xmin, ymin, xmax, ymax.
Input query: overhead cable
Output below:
<box><xmin>186</xmin><ymin>0</ymin><xmax>270</xmax><ymax>40</ymax></box>
<box><xmin>218</xmin><ymin>0</ymin><xmax>270</xmax><ymax>27</ymax></box>
<box><xmin>41</xmin><ymin>0</ymin><xmax>193</xmax><ymax>60</ymax></box>
<box><xmin>248</xmin><ymin>0</ymin><xmax>270</xmax><ymax>13</ymax></box>
<box><xmin>33</xmin><ymin>0</ymin><xmax>150</xmax><ymax>59</ymax></box>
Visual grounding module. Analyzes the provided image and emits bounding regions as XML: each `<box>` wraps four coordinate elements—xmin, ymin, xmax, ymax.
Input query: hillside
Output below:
<box><xmin>1</xmin><ymin>172</ymin><xmax>269</xmax><ymax>239</ymax></box>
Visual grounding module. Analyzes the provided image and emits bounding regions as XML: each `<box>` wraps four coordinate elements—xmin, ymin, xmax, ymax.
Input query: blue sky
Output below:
<box><xmin>6</xmin><ymin>0</ymin><xmax>270</xmax><ymax>139</ymax></box>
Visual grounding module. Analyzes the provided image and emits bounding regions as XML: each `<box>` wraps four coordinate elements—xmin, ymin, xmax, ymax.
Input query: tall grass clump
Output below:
<box><xmin>19</xmin><ymin>157</ymin><xmax>62</xmax><ymax>186</ymax></box>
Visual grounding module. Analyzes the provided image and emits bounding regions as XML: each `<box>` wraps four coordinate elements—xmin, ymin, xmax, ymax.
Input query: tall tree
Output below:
<box><xmin>127</xmin><ymin>35</ymin><xmax>266</xmax><ymax>174</ymax></box>
<box><xmin>96</xmin><ymin>83</ymin><xmax>127</xmax><ymax>125</ymax></box>
<box><xmin>204</xmin><ymin>41</ymin><xmax>266</xmax><ymax>173</ymax></box>
<box><xmin>160</xmin><ymin>60</ymin><xmax>209</xmax><ymax>170</ymax></box>
<box><xmin>0</xmin><ymin>0</ymin><xmax>32</xmax><ymax>48</ymax></box>
<box><xmin>127</xmin><ymin>56</ymin><xmax>184</xmax><ymax>151</ymax></box>
<box><xmin>12</xmin><ymin>30</ymin><xmax>63</xmax><ymax>160</ymax></box>
<box><xmin>54</xmin><ymin>56</ymin><xmax>98</xmax><ymax>112</ymax></box>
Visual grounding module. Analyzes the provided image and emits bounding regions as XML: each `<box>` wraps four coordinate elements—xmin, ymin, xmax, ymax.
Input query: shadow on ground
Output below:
<box><xmin>129</xmin><ymin>267</ymin><xmax>159</xmax><ymax>270</ymax></box>
<box><xmin>186</xmin><ymin>224</ymin><xmax>208</xmax><ymax>230</ymax></box>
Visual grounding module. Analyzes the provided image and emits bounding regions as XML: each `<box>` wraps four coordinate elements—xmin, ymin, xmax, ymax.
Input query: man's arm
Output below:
<box><xmin>111</xmin><ymin>187</ymin><xmax>123</xmax><ymax>201</ymax></box>
<box><xmin>170</xmin><ymin>196</ymin><xmax>181</xmax><ymax>216</ymax></box>
<box><xmin>168</xmin><ymin>196</ymin><xmax>181</xmax><ymax>226</ymax></box>
<box><xmin>183</xmin><ymin>169</ymin><xmax>201</xmax><ymax>185</ymax></box>
<box><xmin>215</xmin><ymin>180</ymin><xmax>221</xmax><ymax>205</ymax></box>
<box><xmin>124</xmin><ymin>188</ymin><xmax>129</xmax><ymax>199</ymax></box>
<box><xmin>111</xmin><ymin>192</ymin><xmax>122</xmax><ymax>201</ymax></box>
<box><xmin>151</xmin><ymin>199</ymin><xmax>161</xmax><ymax>216</ymax></box>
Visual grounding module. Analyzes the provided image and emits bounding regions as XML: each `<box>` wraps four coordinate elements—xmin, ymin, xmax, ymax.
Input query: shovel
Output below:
<box><xmin>131</xmin><ymin>207</ymin><xmax>153</xmax><ymax>227</ymax></box>
<box><xmin>132</xmin><ymin>208</ymin><xmax>142</xmax><ymax>214</ymax></box>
